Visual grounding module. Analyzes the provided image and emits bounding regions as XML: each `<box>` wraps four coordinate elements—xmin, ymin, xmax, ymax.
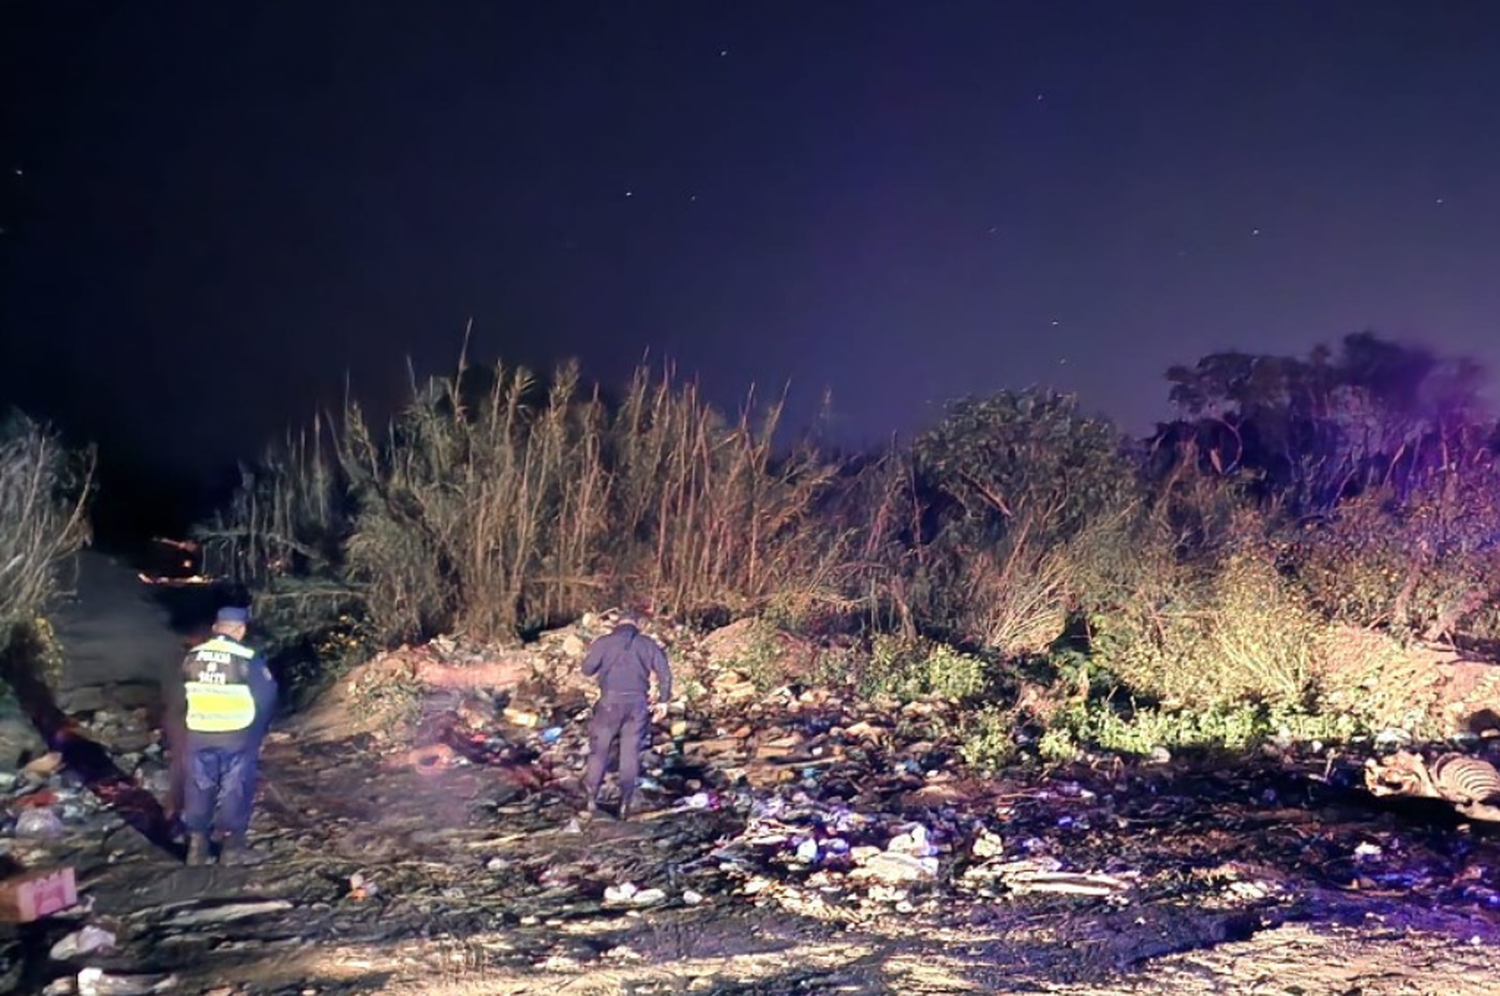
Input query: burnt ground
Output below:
<box><xmin>3</xmin><ymin>555</ymin><xmax>1499</xmax><ymax>995</ymax></box>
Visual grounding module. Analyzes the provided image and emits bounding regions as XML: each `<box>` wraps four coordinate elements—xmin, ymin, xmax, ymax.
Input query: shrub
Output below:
<box><xmin>1092</xmin><ymin>527</ymin><xmax>1326</xmax><ymax>711</ymax></box>
<box><xmin>859</xmin><ymin>634</ymin><xmax>990</xmax><ymax>702</ymax></box>
<box><xmin>958</xmin><ymin>704</ymin><xmax>1022</xmax><ymax>770</ymax></box>
<box><xmin>1052</xmin><ymin>698</ymin><xmax>1361</xmax><ymax>757</ymax></box>
<box><xmin>0</xmin><ymin>414</ymin><xmax>93</xmax><ymax>650</ymax></box>
<box><xmin>201</xmin><ymin>359</ymin><xmax>871</xmax><ymax>655</ymax></box>
<box><xmin>715</xmin><ymin>617</ymin><xmax>800</xmax><ymax>691</ymax></box>
<box><xmin>903</xmin><ymin>389</ymin><xmax>1137</xmax><ymax>653</ymax></box>
<box><xmin>1287</xmin><ymin>464</ymin><xmax>1500</xmax><ymax>642</ymax></box>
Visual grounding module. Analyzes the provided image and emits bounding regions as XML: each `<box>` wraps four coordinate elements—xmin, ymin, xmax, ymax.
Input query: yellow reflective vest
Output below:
<box><xmin>183</xmin><ymin>636</ymin><xmax>259</xmax><ymax>734</ymax></box>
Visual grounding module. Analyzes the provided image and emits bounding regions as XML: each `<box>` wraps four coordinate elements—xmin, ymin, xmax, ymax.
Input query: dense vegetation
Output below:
<box><xmin>198</xmin><ymin>333</ymin><xmax>1500</xmax><ymax>761</ymax></box>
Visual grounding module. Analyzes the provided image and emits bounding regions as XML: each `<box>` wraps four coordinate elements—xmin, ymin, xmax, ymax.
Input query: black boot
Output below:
<box><xmin>186</xmin><ymin>833</ymin><xmax>211</xmax><ymax>867</ymax></box>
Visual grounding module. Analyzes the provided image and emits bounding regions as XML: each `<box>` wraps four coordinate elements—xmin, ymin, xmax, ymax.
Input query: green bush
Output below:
<box><xmin>859</xmin><ymin>633</ymin><xmax>991</xmax><ymax>702</ymax></box>
<box><xmin>1092</xmin><ymin>535</ymin><xmax>1326</xmax><ymax>711</ymax></box>
<box><xmin>899</xmin><ymin>389</ymin><xmax>1140</xmax><ymax>654</ymax></box>
<box><xmin>719</xmin><ymin>618</ymin><xmax>799</xmax><ymax>691</ymax></box>
<box><xmin>1041</xmin><ymin>698</ymin><xmax>1359</xmax><ymax>758</ymax></box>
<box><xmin>958</xmin><ymin>704</ymin><xmax>1022</xmax><ymax>770</ymax></box>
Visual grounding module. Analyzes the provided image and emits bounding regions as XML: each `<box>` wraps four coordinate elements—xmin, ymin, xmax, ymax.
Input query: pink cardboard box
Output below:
<box><xmin>0</xmin><ymin>866</ymin><xmax>78</xmax><ymax>923</ymax></box>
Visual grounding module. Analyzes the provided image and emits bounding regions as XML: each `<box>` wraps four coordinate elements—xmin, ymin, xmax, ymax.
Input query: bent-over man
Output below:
<box><xmin>179</xmin><ymin>606</ymin><xmax>277</xmax><ymax>865</ymax></box>
<box><xmin>580</xmin><ymin>613</ymin><xmax>672</xmax><ymax>820</ymax></box>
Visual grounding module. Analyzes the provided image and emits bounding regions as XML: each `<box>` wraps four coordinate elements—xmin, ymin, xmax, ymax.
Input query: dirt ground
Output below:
<box><xmin>5</xmin><ymin>559</ymin><xmax>1499</xmax><ymax>995</ymax></box>
<box><xmin>6</xmin><ymin>708</ymin><xmax>1496</xmax><ymax>996</ymax></box>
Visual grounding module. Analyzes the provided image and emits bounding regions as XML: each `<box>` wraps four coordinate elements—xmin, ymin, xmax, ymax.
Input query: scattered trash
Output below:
<box><xmin>972</xmin><ymin>829</ymin><xmax>1004</xmax><ymax>858</ymax></box>
<box><xmin>987</xmin><ymin>862</ymin><xmax>1132</xmax><ymax>898</ymax></box>
<box><xmin>348</xmin><ymin>873</ymin><xmax>378</xmax><ymax>901</ymax></box>
<box><xmin>0</xmin><ymin>865</ymin><xmax>78</xmax><ymax>923</ymax></box>
<box><xmin>602</xmin><ymin>881</ymin><xmax>667</xmax><ymax>908</ymax></box>
<box><xmin>8</xmin><ymin>611</ymin><xmax>1500</xmax><ymax>990</ymax></box>
<box><xmin>14</xmin><ymin>807</ymin><xmax>65</xmax><ymax>838</ymax></box>
<box><xmin>22</xmin><ymin>751</ymin><xmax>65</xmax><ymax>779</ymax></box>
<box><xmin>675</xmin><ymin>791</ymin><xmax>720</xmax><ymax>811</ymax></box>
<box><xmin>503</xmin><ymin>707</ymin><xmax>540</xmax><ymax>728</ymax></box>
<box><xmin>75</xmin><ymin>967</ymin><xmax>178</xmax><ymax>995</ymax></box>
<box><xmin>852</xmin><ymin>849</ymin><xmax>939</xmax><ymax>884</ymax></box>
<box><xmin>49</xmin><ymin>924</ymin><xmax>117</xmax><ymax>960</ymax></box>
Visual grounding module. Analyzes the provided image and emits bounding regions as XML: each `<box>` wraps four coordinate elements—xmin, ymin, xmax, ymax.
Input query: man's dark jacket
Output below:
<box><xmin>581</xmin><ymin>623</ymin><xmax>672</xmax><ymax>701</ymax></box>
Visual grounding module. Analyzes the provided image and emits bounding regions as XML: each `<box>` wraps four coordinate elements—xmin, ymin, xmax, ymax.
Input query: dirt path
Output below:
<box><xmin>46</xmin><ymin>551</ymin><xmax>204</xmax><ymax>713</ymax></box>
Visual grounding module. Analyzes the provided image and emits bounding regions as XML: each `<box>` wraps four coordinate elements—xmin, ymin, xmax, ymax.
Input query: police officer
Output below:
<box><xmin>580</xmin><ymin>612</ymin><xmax>672</xmax><ymax>821</ymax></box>
<box><xmin>179</xmin><ymin>606</ymin><xmax>277</xmax><ymax>865</ymax></box>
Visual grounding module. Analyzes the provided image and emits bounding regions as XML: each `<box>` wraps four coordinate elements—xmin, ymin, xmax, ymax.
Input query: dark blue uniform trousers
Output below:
<box><xmin>183</xmin><ymin>744</ymin><xmax>260</xmax><ymax>837</ymax></box>
<box><xmin>583</xmin><ymin>694</ymin><xmax>649</xmax><ymax>806</ymax></box>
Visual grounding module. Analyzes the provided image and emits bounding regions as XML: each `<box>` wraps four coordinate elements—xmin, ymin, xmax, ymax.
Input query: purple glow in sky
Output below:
<box><xmin>4</xmin><ymin>1</ymin><xmax>1500</xmax><ymax>530</ymax></box>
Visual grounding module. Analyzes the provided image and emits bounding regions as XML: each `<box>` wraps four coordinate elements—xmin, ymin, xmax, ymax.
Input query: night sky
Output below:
<box><xmin>5</xmin><ymin>1</ymin><xmax>1500</xmax><ymax>538</ymax></box>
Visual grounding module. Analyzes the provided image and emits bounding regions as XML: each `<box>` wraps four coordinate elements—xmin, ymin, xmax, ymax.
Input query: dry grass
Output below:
<box><xmin>0</xmin><ymin>413</ymin><xmax>93</xmax><ymax>642</ymax></box>
<box><xmin>201</xmin><ymin>355</ymin><xmax>867</xmax><ymax>644</ymax></box>
<box><xmin>196</xmin><ymin>351</ymin><xmax>1500</xmax><ymax>751</ymax></box>
<box><xmin>1097</xmin><ymin>545</ymin><xmax>1327</xmax><ymax>710</ymax></box>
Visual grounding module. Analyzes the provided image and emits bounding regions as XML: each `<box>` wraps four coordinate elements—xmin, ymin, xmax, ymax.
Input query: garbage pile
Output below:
<box><xmin>0</xmin><ymin>731</ymin><xmax>174</xmax><ymax>995</ymax></box>
<box><xmin>302</xmin><ymin>612</ymin><xmax>1500</xmax><ymax>935</ymax></box>
<box><xmin>1</xmin><ymin>747</ymin><xmax>120</xmax><ymax>845</ymax></box>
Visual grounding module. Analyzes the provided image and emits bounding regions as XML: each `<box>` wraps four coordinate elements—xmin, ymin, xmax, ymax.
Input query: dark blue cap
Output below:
<box><xmin>216</xmin><ymin>606</ymin><xmax>250</xmax><ymax>624</ymax></box>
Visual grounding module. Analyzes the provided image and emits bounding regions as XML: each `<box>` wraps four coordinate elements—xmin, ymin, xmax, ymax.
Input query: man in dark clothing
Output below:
<box><xmin>580</xmin><ymin>614</ymin><xmax>672</xmax><ymax>820</ymax></box>
<box><xmin>177</xmin><ymin>606</ymin><xmax>277</xmax><ymax>865</ymax></box>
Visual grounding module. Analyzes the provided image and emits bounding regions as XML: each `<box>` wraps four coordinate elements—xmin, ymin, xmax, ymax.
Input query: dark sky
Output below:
<box><xmin>5</xmin><ymin>1</ymin><xmax>1500</xmax><ymax>532</ymax></box>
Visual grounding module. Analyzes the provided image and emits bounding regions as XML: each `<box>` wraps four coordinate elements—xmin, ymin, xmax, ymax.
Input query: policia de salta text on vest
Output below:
<box><xmin>179</xmin><ymin>605</ymin><xmax>277</xmax><ymax>866</ymax></box>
